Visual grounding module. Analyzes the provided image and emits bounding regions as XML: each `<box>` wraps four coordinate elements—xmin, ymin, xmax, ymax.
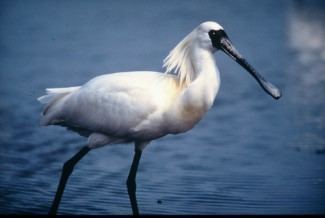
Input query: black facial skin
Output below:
<box><xmin>208</xmin><ymin>29</ymin><xmax>282</xmax><ymax>100</ymax></box>
<box><xmin>208</xmin><ymin>29</ymin><xmax>229</xmax><ymax>49</ymax></box>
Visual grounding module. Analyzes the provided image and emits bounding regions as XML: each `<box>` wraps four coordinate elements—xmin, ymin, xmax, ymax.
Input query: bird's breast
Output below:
<box><xmin>165</xmin><ymin>101</ymin><xmax>208</xmax><ymax>135</ymax></box>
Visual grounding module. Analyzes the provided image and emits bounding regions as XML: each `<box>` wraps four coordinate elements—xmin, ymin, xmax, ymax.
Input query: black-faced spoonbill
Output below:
<box><xmin>38</xmin><ymin>21</ymin><xmax>281</xmax><ymax>215</ymax></box>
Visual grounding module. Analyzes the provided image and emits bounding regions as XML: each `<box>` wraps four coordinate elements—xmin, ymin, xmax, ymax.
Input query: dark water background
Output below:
<box><xmin>0</xmin><ymin>0</ymin><xmax>324</xmax><ymax>215</ymax></box>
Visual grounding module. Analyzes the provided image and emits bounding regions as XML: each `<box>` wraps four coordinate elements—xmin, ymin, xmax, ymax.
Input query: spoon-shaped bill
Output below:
<box><xmin>220</xmin><ymin>37</ymin><xmax>282</xmax><ymax>100</ymax></box>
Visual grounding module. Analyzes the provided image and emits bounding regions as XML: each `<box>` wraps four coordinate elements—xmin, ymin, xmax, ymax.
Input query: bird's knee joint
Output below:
<box><xmin>63</xmin><ymin>160</ymin><xmax>74</xmax><ymax>172</ymax></box>
<box><xmin>126</xmin><ymin>179</ymin><xmax>136</xmax><ymax>190</ymax></box>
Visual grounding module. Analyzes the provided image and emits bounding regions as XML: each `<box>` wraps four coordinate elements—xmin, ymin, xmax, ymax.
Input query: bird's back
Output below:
<box><xmin>38</xmin><ymin>71</ymin><xmax>183</xmax><ymax>146</ymax></box>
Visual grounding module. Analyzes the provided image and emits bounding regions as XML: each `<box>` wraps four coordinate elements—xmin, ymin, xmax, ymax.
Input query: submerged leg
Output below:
<box><xmin>126</xmin><ymin>147</ymin><xmax>143</xmax><ymax>215</ymax></box>
<box><xmin>49</xmin><ymin>146</ymin><xmax>91</xmax><ymax>215</ymax></box>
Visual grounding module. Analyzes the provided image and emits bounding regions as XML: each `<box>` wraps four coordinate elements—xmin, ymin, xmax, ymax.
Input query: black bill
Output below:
<box><xmin>220</xmin><ymin>37</ymin><xmax>282</xmax><ymax>100</ymax></box>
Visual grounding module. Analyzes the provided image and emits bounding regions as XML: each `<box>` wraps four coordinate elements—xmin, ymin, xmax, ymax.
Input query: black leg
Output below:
<box><xmin>126</xmin><ymin>148</ymin><xmax>142</xmax><ymax>215</ymax></box>
<box><xmin>49</xmin><ymin>146</ymin><xmax>91</xmax><ymax>215</ymax></box>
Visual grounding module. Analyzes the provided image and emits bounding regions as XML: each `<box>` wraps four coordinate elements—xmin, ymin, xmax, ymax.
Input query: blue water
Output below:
<box><xmin>1</xmin><ymin>0</ymin><xmax>325</xmax><ymax>215</ymax></box>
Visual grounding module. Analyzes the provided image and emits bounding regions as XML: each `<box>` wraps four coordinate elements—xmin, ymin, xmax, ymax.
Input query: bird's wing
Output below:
<box><xmin>60</xmin><ymin>71</ymin><xmax>171</xmax><ymax>138</ymax></box>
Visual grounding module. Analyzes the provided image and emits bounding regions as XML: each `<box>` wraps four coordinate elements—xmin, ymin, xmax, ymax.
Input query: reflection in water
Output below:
<box><xmin>286</xmin><ymin>0</ymin><xmax>325</xmax><ymax>151</ymax></box>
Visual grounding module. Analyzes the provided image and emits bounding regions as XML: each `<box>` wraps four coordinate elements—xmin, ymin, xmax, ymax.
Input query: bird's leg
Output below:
<box><xmin>49</xmin><ymin>146</ymin><xmax>91</xmax><ymax>215</ymax></box>
<box><xmin>126</xmin><ymin>147</ymin><xmax>142</xmax><ymax>215</ymax></box>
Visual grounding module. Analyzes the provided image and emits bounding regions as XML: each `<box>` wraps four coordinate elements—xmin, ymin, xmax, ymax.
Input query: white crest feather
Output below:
<box><xmin>163</xmin><ymin>29</ymin><xmax>197</xmax><ymax>87</ymax></box>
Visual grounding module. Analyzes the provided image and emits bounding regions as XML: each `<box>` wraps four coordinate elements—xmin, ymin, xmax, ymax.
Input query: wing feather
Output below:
<box><xmin>60</xmin><ymin>72</ymin><xmax>164</xmax><ymax>138</ymax></box>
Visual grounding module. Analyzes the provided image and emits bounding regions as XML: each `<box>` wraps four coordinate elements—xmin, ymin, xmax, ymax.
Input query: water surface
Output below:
<box><xmin>0</xmin><ymin>0</ymin><xmax>324</xmax><ymax>215</ymax></box>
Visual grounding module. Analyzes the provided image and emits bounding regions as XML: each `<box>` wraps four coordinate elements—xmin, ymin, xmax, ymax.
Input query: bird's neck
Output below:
<box><xmin>168</xmin><ymin>48</ymin><xmax>220</xmax><ymax>133</ymax></box>
<box><xmin>183</xmin><ymin>47</ymin><xmax>220</xmax><ymax>111</ymax></box>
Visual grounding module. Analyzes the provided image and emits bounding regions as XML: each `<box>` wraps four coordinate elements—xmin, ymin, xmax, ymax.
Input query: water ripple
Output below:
<box><xmin>1</xmin><ymin>0</ymin><xmax>325</xmax><ymax>215</ymax></box>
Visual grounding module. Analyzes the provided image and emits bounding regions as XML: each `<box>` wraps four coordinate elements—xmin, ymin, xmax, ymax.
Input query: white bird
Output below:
<box><xmin>38</xmin><ymin>21</ymin><xmax>281</xmax><ymax>215</ymax></box>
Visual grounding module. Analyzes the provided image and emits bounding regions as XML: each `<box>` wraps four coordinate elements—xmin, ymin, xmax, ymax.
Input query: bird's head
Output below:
<box><xmin>196</xmin><ymin>21</ymin><xmax>282</xmax><ymax>100</ymax></box>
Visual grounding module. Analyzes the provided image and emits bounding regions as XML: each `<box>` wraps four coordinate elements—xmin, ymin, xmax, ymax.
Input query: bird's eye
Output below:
<box><xmin>210</xmin><ymin>30</ymin><xmax>216</xmax><ymax>35</ymax></box>
<box><xmin>208</xmin><ymin>30</ymin><xmax>218</xmax><ymax>39</ymax></box>
<box><xmin>208</xmin><ymin>29</ymin><xmax>228</xmax><ymax>42</ymax></box>
<box><xmin>208</xmin><ymin>29</ymin><xmax>228</xmax><ymax>49</ymax></box>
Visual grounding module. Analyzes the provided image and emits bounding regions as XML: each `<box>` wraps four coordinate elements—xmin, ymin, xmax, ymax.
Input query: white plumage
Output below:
<box><xmin>41</xmin><ymin>21</ymin><xmax>281</xmax><ymax>215</ymax></box>
<box><xmin>38</xmin><ymin>21</ymin><xmax>222</xmax><ymax>150</ymax></box>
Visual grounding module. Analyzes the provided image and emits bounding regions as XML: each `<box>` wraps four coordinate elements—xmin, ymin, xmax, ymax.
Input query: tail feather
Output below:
<box><xmin>38</xmin><ymin>86</ymin><xmax>80</xmax><ymax>125</ymax></box>
<box><xmin>38</xmin><ymin>87</ymin><xmax>80</xmax><ymax>103</ymax></box>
